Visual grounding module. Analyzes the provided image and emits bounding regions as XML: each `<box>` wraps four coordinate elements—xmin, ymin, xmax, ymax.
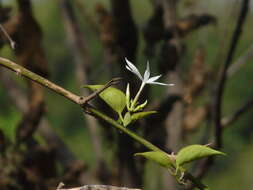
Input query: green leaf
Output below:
<box><xmin>131</xmin><ymin>111</ymin><xmax>157</xmax><ymax>122</ymax></box>
<box><xmin>83</xmin><ymin>85</ymin><xmax>126</xmax><ymax>114</ymax></box>
<box><xmin>123</xmin><ymin>112</ymin><xmax>132</xmax><ymax>127</ymax></box>
<box><xmin>176</xmin><ymin>144</ymin><xmax>226</xmax><ymax>167</ymax></box>
<box><xmin>135</xmin><ymin>151</ymin><xmax>174</xmax><ymax>168</ymax></box>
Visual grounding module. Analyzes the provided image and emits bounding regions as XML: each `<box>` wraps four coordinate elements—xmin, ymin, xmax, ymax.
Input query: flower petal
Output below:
<box><xmin>125</xmin><ymin>58</ymin><xmax>143</xmax><ymax>80</ymax></box>
<box><xmin>146</xmin><ymin>75</ymin><xmax>162</xmax><ymax>83</ymax></box>
<box><xmin>143</xmin><ymin>61</ymin><xmax>150</xmax><ymax>83</ymax></box>
<box><xmin>149</xmin><ymin>81</ymin><xmax>175</xmax><ymax>86</ymax></box>
<box><xmin>126</xmin><ymin>83</ymin><xmax>130</xmax><ymax>110</ymax></box>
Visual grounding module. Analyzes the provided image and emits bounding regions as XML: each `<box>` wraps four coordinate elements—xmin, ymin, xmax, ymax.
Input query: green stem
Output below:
<box><xmin>90</xmin><ymin>107</ymin><xmax>162</xmax><ymax>152</ymax></box>
<box><xmin>89</xmin><ymin>107</ymin><xmax>209</xmax><ymax>190</ymax></box>
<box><xmin>130</xmin><ymin>82</ymin><xmax>145</xmax><ymax>110</ymax></box>
<box><xmin>0</xmin><ymin>57</ymin><xmax>80</xmax><ymax>104</ymax></box>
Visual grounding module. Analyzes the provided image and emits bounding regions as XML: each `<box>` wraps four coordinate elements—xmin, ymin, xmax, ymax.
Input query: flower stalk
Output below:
<box><xmin>130</xmin><ymin>81</ymin><xmax>145</xmax><ymax>110</ymax></box>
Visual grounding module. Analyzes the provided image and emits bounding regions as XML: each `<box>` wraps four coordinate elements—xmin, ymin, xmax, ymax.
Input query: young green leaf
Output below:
<box><xmin>123</xmin><ymin>112</ymin><xmax>132</xmax><ymax>127</ymax></box>
<box><xmin>133</xmin><ymin>100</ymin><xmax>148</xmax><ymax>112</ymax></box>
<box><xmin>135</xmin><ymin>151</ymin><xmax>174</xmax><ymax>168</ymax></box>
<box><xmin>83</xmin><ymin>85</ymin><xmax>126</xmax><ymax>114</ymax></box>
<box><xmin>131</xmin><ymin>111</ymin><xmax>157</xmax><ymax>122</ymax></box>
<box><xmin>176</xmin><ymin>144</ymin><xmax>226</xmax><ymax>167</ymax></box>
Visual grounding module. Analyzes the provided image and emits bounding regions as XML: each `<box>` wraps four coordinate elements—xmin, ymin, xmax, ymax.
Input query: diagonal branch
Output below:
<box><xmin>0</xmin><ymin>57</ymin><xmax>120</xmax><ymax>106</ymax></box>
<box><xmin>0</xmin><ymin>23</ymin><xmax>15</xmax><ymax>48</ymax></box>
<box><xmin>0</xmin><ymin>57</ymin><xmax>81</xmax><ymax>104</ymax></box>
<box><xmin>213</xmin><ymin>0</ymin><xmax>249</xmax><ymax>148</ymax></box>
<box><xmin>79</xmin><ymin>77</ymin><xmax>122</xmax><ymax>106</ymax></box>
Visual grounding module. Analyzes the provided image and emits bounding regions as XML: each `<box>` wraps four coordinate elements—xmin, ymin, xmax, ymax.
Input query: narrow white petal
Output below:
<box><xmin>126</xmin><ymin>83</ymin><xmax>130</xmax><ymax>110</ymax></box>
<box><xmin>148</xmin><ymin>81</ymin><xmax>175</xmax><ymax>86</ymax></box>
<box><xmin>125</xmin><ymin>58</ymin><xmax>138</xmax><ymax>72</ymax></box>
<box><xmin>143</xmin><ymin>61</ymin><xmax>150</xmax><ymax>83</ymax></box>
<box><xmin>126</xmin><ymin>65</ymin><xmax>131</xmax><ymax>72</ymax></box>
<box><xmin>146</xmin><ymin>75</ymin><xmax>162</xmax><ymax>83</ymax></box>
<box><xmin>126</xmin><ymin>65</ymin><xmax>135</xmax><ymax>73</ymax></box>
<box><xmin>125</xmin><ymin>58</ymin><xmax>143</xmax><ymax>80</ymax></box>
<box><xmin>126</xmin><ymin>83</ymin><xmax>130</xmax><ymax>98</ymax></box>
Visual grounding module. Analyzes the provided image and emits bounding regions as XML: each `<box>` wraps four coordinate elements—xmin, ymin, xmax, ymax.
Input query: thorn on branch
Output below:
<box><xmin>79</xmin><ymin>77</ymin><xmax>122</xmax><ymax>106</ymax></box>
<box><xmin>57</xmin><ymin>182</ymin><xmax>65</xmax><ymax>190</ymax></box>
<box><xmin>0</xmin><ymin>23</ymin><xmax>16</xmax><ymax>49</ymax></box>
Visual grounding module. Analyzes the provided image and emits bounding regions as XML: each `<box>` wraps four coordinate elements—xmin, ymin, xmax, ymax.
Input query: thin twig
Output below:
<box><xmin>0</xmin><ymin>23</ymin><xmax>16</xmax><ymax>49</ymax></box>
<box><xmin>0</xmin><ymin>57</ymin><xmax>120</xmax><ymax>106</ymax></box>
<box><xmin>213</xmin><ymin>0</ymin><xmax>249</xmax><ymax>148</ymax></box>
<box><xmin>0</xmin><ymin>57</ymin><xmax>81</xmax><ymax>104</ymax></box>
<box><xmin>79</xmin><ymin>77</ymin><xmax>122</xmax><ymax>105</ymax></box>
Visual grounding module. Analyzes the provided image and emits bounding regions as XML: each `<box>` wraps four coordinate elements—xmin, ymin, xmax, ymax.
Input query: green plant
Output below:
<box><xmin>0</xmin><ymin>57</ymin><xmax>225</xmax><ymax>190</ymax></box>
<box><xmin>84</xmin><ymin>58</ymin><xmax>226</xmax><ymax>186</ymax></box>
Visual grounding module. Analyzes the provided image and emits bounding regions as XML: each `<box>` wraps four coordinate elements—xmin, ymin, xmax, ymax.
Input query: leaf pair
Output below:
<box><xmin>135</xmin><ymin>144</ymin><xmax>225</xmax><ymax>171</ymax></box>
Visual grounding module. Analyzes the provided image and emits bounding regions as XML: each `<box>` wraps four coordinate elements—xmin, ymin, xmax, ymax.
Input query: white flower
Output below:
<box><xmin>125</xmin><ymin>58</ymin><xmax>174</xmax><ymax>111</ymax></box>
<box><xmin>125</xmin><ymin>58</ymin><xmax>174</xmax><ymax>86</ymax></box>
